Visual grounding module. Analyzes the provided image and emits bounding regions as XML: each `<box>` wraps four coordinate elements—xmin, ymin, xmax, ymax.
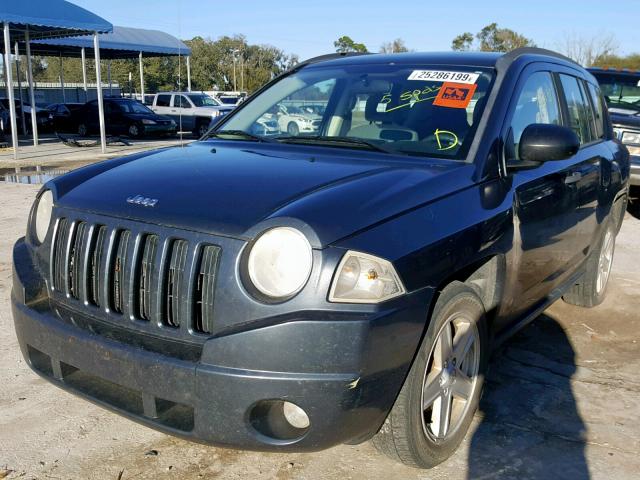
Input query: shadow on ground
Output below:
<box><xmin>467</xmin><ymin>313</ymin><xmax>589</xmax><ymax>479</ymax></box>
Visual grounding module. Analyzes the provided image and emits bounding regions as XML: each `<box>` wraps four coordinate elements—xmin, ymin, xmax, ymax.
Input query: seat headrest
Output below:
<box><xmin>364</xmin><ymin>94</ymin><xmax>388</xmax><ymax>122</ymax></box>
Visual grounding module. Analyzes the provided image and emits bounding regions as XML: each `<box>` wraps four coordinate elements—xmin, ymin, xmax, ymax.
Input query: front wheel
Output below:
<box><xmin>77</xmin><ymin>123</ymin><xmax>88</xmax><ymax>137</ymax></box>
<box><xmin>195</xmin><ymin>121</ymin><xmax>209</xmax><ymax>138</ymax></box>
<box><xmin>128</xmin><ymin>123</ymin><xmax>142</xmax><ymax>138</ymax></box>
<box><xmin>563</xmin><ymin>219</ymin><xmax>616</xmax><ymax>307</ymax></box>
<box><xmin>372</xmin><ymin>282</ymin><xmax>488</xmax><ymax>468</ymax></box>
<box><xmin>287</xmin><ymin>121</ymin><xmax>300</xmax><ymax>136</ymax></box>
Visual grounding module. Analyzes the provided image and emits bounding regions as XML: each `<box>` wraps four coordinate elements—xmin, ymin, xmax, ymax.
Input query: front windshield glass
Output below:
<box><xmin>591</xmin><ymin>72</ymin><xmax>640</xmax><ymax>111</ymax></box>
<box><xmin>118</xmin><ymin>101</ymin><xmax>154</xmax><ymax>114</ymax></box>
<box><xmin>188</xmin><ymin>94</ymin><xmax>220</xmax><ymax>107</ymax></box>
<box><xmin>216</xmin><ymin>64</ymin><xmax>494</xmax><ymax>160</ymax></box>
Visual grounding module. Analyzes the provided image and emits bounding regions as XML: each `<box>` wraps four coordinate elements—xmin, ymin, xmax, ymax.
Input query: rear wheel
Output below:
<box><xmin>563</xmin><ymin>219</ymin><xmax>616</xmax><ymax>307</ymax></box>
<box><xmin>195</xmin><ymin>120</ymin><xmax>209</xmax><ymax>138</ymax></box>
<box><xmin>372</xmin><ymin>282</ymin><xmax>488</xmax><ymax>468</ymax></box>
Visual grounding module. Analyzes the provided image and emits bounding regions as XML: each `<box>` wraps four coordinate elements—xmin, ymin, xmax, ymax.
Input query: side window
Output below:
<box><xmin>156</xmin><ymin>95</ymin><xmax>171</xmax><ymax>107</ymax></box>
<box><xmin>559</xmin><ymin>74</ymin><xmax>593</xmax><ymax>144</ymax></box>
<box><xmin>586</xmin><ymin>82</ymin><xmax>606</xmax><ymax>139</ymax></box>
<box><xmin>510</xmin><ymin>71</ymin><xmax>561</xmax><ymax>160</ymax></box>
<box><xmin>175</xmin><ymin>95</ymin><xmax>191</xmax><ymax>108</ymax></box>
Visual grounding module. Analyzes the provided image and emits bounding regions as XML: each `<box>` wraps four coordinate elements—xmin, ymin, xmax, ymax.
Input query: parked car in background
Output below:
<box><xmin>12</xmin><ymin>49</ymin><xmax>629</xmax><ymax>470</ymax></box>
<box><xmin>151</xmin><ymin>92</ymin><xmax>234</xmax><ymax>137</ymax></box>
<box><xmin>75</xmin><ymin>98</ymin><xmax>176</xmax><ymax>138</ymax></box>
<box><xmin>275</xmin><ymin>104</ymin><xmax>322</xmax><ymax>135</ymax></box>
<box><xmin>588</xmin><ymin>67</ymin><xmax>640</xmax><ymax>216</ymax></box>
<box><xmin>0</xmin><ymin>98</ymin><xmax>53</xmax><ymax>133</ymax></box>
<box><xmin>205</xmin><ymin>90</ymin><xmax>247</xmax><ymax>106</ymax></box>
<box><xmin>46</xmin><ymin>103</ymin><xmax>85</xmax><ymax>133</ymax></box>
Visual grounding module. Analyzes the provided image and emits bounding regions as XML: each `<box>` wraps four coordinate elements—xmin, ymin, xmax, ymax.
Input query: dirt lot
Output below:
<box><xmin>1</xmin><ymin>182</ymin><xmax>639</xmax><ymax>480</ymax></box>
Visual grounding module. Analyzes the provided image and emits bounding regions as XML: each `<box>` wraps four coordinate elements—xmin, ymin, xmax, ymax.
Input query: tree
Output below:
<box><xmin>557</xmin><ymin>32</ymin><xmax>618</xmax><ymax>66</ymax></box>
<box><xmin>451</xmin><ymin>23</ymin><xmax>535</xmax><ymax>52</ymax></box>
<box><xmin>380</xmin><ymin>38</ymin><xmax>409</xmax><ymax>54</ymax></box>
<box><xmin>591</xmin><ymin>53</ymin><xmax>640</xmax><ymax>70</ymax></box>
<box><xmin>334</xmin><ymin>36</ymin><xmax>368</xmax><ymax>53</ymax></box>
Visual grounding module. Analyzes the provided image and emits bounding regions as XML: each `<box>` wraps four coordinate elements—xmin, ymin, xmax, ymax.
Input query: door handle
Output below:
<box><xmin>171</xmin><ymin>109</ymin><xmax>177</xmax><ymax>113</ymax></box>
<box><xmin>564</xmin><ymin>172</ymin><xmax>582</xmax><ymax>185</ymax></box>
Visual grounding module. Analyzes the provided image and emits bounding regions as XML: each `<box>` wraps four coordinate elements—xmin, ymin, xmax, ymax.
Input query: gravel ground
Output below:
<box><xmin>1</xmin><ymin>182</ymin><xmax>638</xmax><ymax>480</ymax></box>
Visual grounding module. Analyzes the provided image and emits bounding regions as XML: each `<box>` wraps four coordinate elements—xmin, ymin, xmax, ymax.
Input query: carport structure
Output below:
<box><xmin>31</xmin><ymin>26</ymin><xmax>193</xmax><ymax>101</ymax></box>
<box><xmin>1</xmin><ymin>0</ymin><xmax>113</xmax><ymax>159</ymax></box>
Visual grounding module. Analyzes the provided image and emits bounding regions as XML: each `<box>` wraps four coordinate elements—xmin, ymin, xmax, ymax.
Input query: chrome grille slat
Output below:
<box><xmin>52</xmin><ymin>218</ymin><xmax>70</xmax><ymax>293</ymax></box>
<box><xmin>88</xmin><ymin>226</ymin><xmax>107</xmax><ymax>307</ymax></box>
<box><xmin>111</xmin><ymin>230</ymin><xmax>131</xmax><ymax>314</ymax></box>
<box><xmin>69</xmin><ymin>222</ymin><xmax>87</xmax><ymax>300</ymax></box>
<box><xmin>138</xmin><ymin>235</ymin><xmax>158</xmax><ymax>321</ymax></box>
<box><xmin>165</xmin><ymin>240</ymin><xmax>188</xmax><ymax>328</ymax></box>
<box><xmin>194</xmin><ymin>246</ymin><xmax>220</xmax><ymax>334</ymax></box>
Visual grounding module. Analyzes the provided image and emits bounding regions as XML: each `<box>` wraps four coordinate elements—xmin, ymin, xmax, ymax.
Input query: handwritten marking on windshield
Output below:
<box><xmin>434</xmin><ymin>129</ymin><xmax>459</xmax><ymax>151</ymax></box>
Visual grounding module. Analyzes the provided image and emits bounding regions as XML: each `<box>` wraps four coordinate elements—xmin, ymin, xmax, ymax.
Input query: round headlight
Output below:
<box><xmin>34</xmin><ymin>190</ymin><xmax>54</xmax><ymax>243</ymax></box>
<box><xmin>247</xmin><ymin>227</ymin><xmax>312</xmax><ymax>299</ymax></box>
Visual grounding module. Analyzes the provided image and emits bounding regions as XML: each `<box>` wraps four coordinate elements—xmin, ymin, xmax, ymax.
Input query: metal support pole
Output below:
<box><xmin>14</xmin><ymin>42</ymin><xmax>27</xmax><ymax>135</ymax></box>
<box><xmin>138</xmin><ymin>51</ymin><xmax>144</xmax><ymax>101</ymax></box>
<box><xmin>3</xmin><ymin>23</ymin><xmax>18</xmax><ymax>159</ymax></box>
<box><xmin>186</xmin><ymin>55</ymin><xmax>191</xmax><ymax>92</ymax></box>
<box><xmin>81</xmin><ymin>47</ymin><xmax>88</xmax><ymax>102</ymax></box>
<box><xmin>59</xmin><ymin>54</ymin><xmax>65</xmax><ymax>102</ymax></box>
<box><xmin>93</xmin><ymin>33</ymin><xmax>106</xmax><ymax>154</ymax></box>
<box><xmin>107</xmin><ymin>60</ymin><xmax>112</xmax><ymax>96</ymax></box>
<box><xmin>25</xmin><ymin>28</ymin><xmax>38</xmax><ymax>145</ymax></box>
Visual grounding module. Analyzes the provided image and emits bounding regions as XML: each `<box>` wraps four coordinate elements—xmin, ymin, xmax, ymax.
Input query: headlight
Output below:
<box><xmin>34</xmin><ymin>190</ymin><xmax>54</xmax><ymax>243</ymax></box>
<box><xmin>142</xmin><ymin>119</ymin><xmax>157</xmax><ymax>125</ymax></box>
<box><xmin>211</xmin><ymin>110</ymin><xmax>221</xmax><ymax>117</ymax></box>
<box><xmin>247</xmin><ymin>227</ymin><xmax>313</xmax><ymax>299</ymax></box>
<box><xmin>329</xmin><ymin>251</ymin><xmax>405</xmax><ymax>303</ymax></box>
<box><xmin>622</xmin><ymin>131</ymin><xmax>640</xmax><ymax>145</ymax></box>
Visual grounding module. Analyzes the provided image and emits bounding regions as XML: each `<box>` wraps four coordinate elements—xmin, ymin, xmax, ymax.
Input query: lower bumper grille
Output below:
<box><xmin>51</xmin><ymin>217</ymin><xmax>221</xmax><ymax>336</ymax></box>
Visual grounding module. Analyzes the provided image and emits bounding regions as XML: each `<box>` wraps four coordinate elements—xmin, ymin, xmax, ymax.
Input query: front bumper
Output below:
<box><xmin>142</xmin><ymin>124</ymin><xmax>177</xmax><ymax>136</ymax></box>
<box><xmin>12</xmin><ymin>237</ymin><xmax>432</xmax><ymax>451</ymax></box>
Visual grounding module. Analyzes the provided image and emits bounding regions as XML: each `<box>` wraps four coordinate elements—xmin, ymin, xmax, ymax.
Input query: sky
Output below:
<box><xmin>75</xmin><ymin>0</ymin><xmax>639</xmax><ymax>59</ymax></box>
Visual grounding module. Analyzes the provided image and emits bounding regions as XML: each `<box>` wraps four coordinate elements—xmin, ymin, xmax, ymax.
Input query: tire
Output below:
<box><xmin>287</xmin><ymin>122</ymin><xmax>300</xmax><ymax>136</ymax></box>
<box><xmin>562</xmin><ymin>218</ymin><xmax>616</xmax><ymax>307</ymax></box>
<box><xmin>628</xmin><ymin>186</ymin><xmax>640</xmax><ymax>220</ymax></box>
<box><xmin>372</xmin><ymin>281</ymin><xmax>489</xmax><ymax>468</ymax></box>
<box><xmin>194</xmin><ymin>121</ymin><xmax>209</xmax><ymax>138</ymax></box>
<box><xmin>77</xmin><ymin>123</ymin><xmax>88</xmax><ymax>137</ymax></box>
<box><xmin>128</xmin><ymin>123</ymin><xmax>142</xmax><ymax>139</ymax></box>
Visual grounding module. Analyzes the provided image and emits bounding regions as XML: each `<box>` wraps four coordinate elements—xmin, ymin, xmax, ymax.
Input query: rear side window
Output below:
<box><xmin>510</xmin><ymin>71</ymin><xmax>561</xmax><ymax>160</ymax></box>
<box><xmin>174</xmin><ymin>95</ymin><xmax>191</xmax><ymax>108</ymax></box>
<box><xmin>586</xmin><ymin>82</ymin><xmax>606</xmax><ymax>139</ymax></box>
<box><xmin>559</xmin><ymin>74</ymin><xmax>594</xmax><ymax>144</ymax></box>
<box><xmin>156</xmin><ymin>95</ymin><xmax>171</xmax><ymax>107</ymax></box>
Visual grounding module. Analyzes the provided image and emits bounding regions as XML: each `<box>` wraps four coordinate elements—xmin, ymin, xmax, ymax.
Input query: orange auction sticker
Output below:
<box><xmin>433</xmin><ymin>82</ymin><xmax>478</xmax><ymax>109</ymax></box>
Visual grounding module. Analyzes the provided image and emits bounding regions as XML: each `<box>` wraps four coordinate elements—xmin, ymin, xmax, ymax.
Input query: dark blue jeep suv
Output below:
<box><xmin>12</xmin><ymin>48</ymin><xmax>629</xmax><ymax>468</ymax></box>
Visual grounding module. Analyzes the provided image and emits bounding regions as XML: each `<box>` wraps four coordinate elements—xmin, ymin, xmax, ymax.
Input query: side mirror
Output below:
<box><xmin>519</xmin><ymin>123</ymin><xmax>580</xmax><ymax>163</ymax></box>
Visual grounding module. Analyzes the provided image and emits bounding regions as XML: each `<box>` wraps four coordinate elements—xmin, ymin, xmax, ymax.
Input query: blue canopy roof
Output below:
<box><xmin>30</xmin><ymin>26</ymin><xmax>191</xmax><ymax>58</ymax></box>
<box><xmin>0</xmin><ymin>0</ymin><xmax>112</xmax><ymax>39</ymax></box>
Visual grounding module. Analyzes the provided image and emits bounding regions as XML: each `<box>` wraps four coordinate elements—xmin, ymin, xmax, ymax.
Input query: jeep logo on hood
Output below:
<box><xmin>126</xmin><ymin>195</ymin><xmax>158</xmax><ymax>207</ymax></box>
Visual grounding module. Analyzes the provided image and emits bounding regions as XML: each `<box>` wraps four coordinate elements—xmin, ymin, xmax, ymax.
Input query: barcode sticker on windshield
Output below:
<box><xmin>408</xmin><ymin>70</ymin><xmax>479</xmax><ymax>84</ymax></box>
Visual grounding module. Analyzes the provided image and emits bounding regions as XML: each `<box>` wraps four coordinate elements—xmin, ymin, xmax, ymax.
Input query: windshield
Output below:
<box><xmin>118</xmin><ymin>101</ymin><xmax>155</xmax><ymax>114</ymax></box>
<box><xmin>591</xmin><ymin>72</ymin><xmax>640</xmax><ymax>111</ymax></box>
<box><xmin>188</xmin><ymin>94</ymin><xmax>220</xmax><ymax>107</ymax></box>
<box><xmin>216</xmin><ymin>64</ymin><xmax>494</xmax><ymax>160</ymax></box>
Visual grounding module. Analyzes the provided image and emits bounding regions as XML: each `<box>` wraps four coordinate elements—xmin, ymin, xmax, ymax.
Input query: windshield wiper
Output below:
<box><xmin>205</xmin><ymin>130</ymin><xmax>276</xmax><ymax>143</ymax></box>
<box><xmin>277</xmin><ymin>135</ymin><xmax>395</xmax><ymax>154</ymax></box>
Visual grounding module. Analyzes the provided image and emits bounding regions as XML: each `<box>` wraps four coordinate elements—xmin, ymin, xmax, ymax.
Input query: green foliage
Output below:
<box><xmin>26</xmin><ymin>35</ymin><xmax>298</xmax><ymax>95</ymax></box>
<box><xmin>591</xmin><ymin>53</ymin><xmax>640</xmax><ymax>70</ymax></box>
<box><xmin>334</xmin><ymin>36</ymin><xmax>368</xmax><ymax>53</ymax></box>
<box><xmin>452</xmin><ymin>23</ymin><xmax>535</xmax><ymax>52</ymax></box>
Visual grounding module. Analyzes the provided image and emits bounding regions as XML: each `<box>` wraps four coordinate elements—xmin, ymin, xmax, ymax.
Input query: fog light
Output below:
<box><xmin>282</xmin><ymin>401</ymin><xmax>310</xmax><ymax>429</ymax></box>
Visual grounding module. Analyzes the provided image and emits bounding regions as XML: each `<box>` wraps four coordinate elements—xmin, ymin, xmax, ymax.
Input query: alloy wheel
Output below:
<box><xmin>596</xmin><ymin>229</ymin><xmax>614</xmax><ymax>295</ymax></box>
<box><xmin>421</xmin><ymin>313</ymin><xmax>480</xmax><ymax>441</ymax></box>
<box><xmin>129</xmin><ymin>124</ymin><xmax>140</xmax><ymax>138</ymax></box>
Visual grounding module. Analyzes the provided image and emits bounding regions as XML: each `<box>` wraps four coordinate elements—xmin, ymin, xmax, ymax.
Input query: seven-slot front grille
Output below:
<box><xmin>51</xmin><ymin>218</ymin><xmax>220</xmax><ymax>335</ymax></box>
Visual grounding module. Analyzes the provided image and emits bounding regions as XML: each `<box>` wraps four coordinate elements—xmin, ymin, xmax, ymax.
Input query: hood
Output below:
<box><xmin>610</xmin><ymin>110</ymin><xmax>640</xmax><ymax>130</ymax></box>
<box><xmin>125</xmin><ymin>112</ymin><xmax>170</xmax><ymax>121</ymax></box>
<box><xmin>54</xmin><ymin>142</ymin><xmax>472</xmax><ymax>247</ymax></box>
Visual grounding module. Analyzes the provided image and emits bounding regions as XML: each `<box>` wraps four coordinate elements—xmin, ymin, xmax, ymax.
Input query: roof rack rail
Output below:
<box><xmin>295</xmin><ymin>52</ymin><xmax>371</xmax><ymax>69</ymax></box>
<box><xmin>497</xmin><ymin>47</ymin><xmax>580</xmax><ymax>70</ymax></box>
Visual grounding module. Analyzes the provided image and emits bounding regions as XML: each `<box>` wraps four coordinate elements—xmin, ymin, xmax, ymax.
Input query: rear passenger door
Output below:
<box><xmin>556</xmin><ymin>72</ymin><xmax>609</xmax><ymax>259</ymax></box>
<box><xmin>153</xmin><ymin>94</ymin><xmax>173</xmax><ymax>119</ymax></box>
